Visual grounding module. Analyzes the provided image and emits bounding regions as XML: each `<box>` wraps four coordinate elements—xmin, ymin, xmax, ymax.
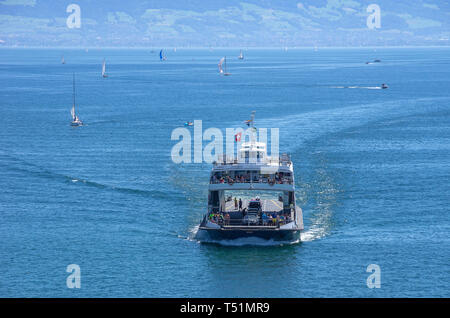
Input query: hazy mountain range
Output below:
<box><xmin>0</xmin><ymin>0</ymin><xmax>449</xmax><ymax>47</ymax></box>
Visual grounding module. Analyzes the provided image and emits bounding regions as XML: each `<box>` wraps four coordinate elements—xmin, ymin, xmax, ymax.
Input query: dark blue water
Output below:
<box><xmin>0</xmin><ymin>48</ymin><xmax>449</xmax><ymax>297</ymax></box>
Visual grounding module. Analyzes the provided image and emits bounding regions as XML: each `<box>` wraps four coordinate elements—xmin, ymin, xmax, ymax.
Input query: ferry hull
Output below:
<box><xmin>198</xmin><ymin>227</ymin><xmax>300</xmax><ymax>242</ymax></box>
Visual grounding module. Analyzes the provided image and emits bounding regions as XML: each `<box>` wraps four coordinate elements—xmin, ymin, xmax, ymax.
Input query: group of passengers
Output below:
<box><xmin>208</xmin><ymin>212</ymin><xmax>231</xmax><ymax>225</ymax></box>
<box><xmin>208</xmin><ymin>210</ymin><xmax>291</xmax><ymax>226</ymax></box>
<box><xmin>211</xmin><ymin>172</ymin><xmax>292</xmax><ymax>185</ymax></box>
<box><xmin>261</xmin><ymin>212</ymin><xmax>290</xmax><ymax>226</ymax></box>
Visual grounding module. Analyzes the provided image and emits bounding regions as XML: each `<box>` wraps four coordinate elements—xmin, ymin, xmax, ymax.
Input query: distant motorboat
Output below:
<box><xmin>381</xmin><ymin>83</ymin><xmax>388</xmax><ymax>89</ymax></box>
<box><xmin>218</xmin><ymin>56</ymin><xmax>231</xmax><ymax>76</ymax></box>
<box><xmin>70</xmin><ymin>74</ymin><xmax>83</xmax><ymax>127</ymax></box>
<box><xmin>366</xmin><ymin>59</ymin><xmax>381</xmax><ymax>64</ymax></box>
<box><xmin>238</xmin><ymin>50</ymin><xmax>244</xmax><ymax>60</ymax></box>
<box><xmin>102</xmin><ymin>59</ymin><xmax>108</xmax><ymax>78</ymax></box>
<box><xmin>184</xmin><ymin>122</ymin><xmax>193</xmax><ymax>126</ymax></box>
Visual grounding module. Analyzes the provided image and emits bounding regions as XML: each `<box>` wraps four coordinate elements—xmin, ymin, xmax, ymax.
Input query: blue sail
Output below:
<box><xmin>159</xmin><ymin>50</ymin><xmax>163</xmax><ymax>60</ymax></box>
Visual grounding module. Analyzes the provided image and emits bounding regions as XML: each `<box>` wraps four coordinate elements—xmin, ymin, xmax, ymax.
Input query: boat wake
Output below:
<box><xmin>331</xmin><ymin>85</ymin><xmax>382</xmax><ymax>89</ymax></box>
<box><xmin>0</xmin><ymin>152</ymin><xmax>173</xmax><ymax>199</ymax></box>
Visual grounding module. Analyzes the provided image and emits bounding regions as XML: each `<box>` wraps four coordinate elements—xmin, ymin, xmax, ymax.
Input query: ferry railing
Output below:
<box><xmin>208</xmin><ymin>216</ymin><xmax>292</xmax><ymax>228</ymax></box>
<box><xmin>213</xmin><ymin>155</ymin><xmax>292</xmax><ymax>167</ymax></box>
<box><xmin>210</xmin><ymin>178</ymin><xmax>293</xmax><ymax>185</ymax></box>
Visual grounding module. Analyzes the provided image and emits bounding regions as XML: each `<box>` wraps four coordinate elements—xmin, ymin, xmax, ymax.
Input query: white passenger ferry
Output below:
<box><xmin>198</xmin><ymin>113</ymin><xmax>303</xmax><ymax>242</ymax></box>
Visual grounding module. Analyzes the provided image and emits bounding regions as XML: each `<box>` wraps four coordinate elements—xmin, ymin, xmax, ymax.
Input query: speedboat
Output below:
<box><xmin>381</xmin><ymin>83</ymin><xmax>388</xmax><ymax>89</ymax></box>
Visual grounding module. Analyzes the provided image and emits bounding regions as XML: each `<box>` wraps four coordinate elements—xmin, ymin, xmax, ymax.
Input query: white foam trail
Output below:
<box><xmin>331</xmin><ymin>85</ymin><xmax>382</xmax><ymax>89</ymax></box>
<box><xmin>300</xmin><ymin>227</ymin><xmax>327</xmax><ymax>242</ymax></box>
<box><xmin>257</xmin><ymin>97</ymin><xmax>448</xmax><ymax>153</ymax></box>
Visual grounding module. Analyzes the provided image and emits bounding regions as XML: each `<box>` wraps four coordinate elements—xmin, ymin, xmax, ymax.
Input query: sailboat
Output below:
<box><xmin>238</xmin><ymin>49</ymin><xmax>244</xmax><ymax>60</ymax></box>
<box><xmin>61</xmin><ymin>55</ymin><xmax>66</xmax><ymax>64</ymax></box>
<box><xmin>160</xmin><ymin>49</ymin><xmax>167</xmax><ymax>61</ymax></box>
<box><xmin>218</xmin><ymin>57</ymin><xmax>231</xmax><ymax>76</ymax></box>
<box><xmin>102</xmin><ymin>59</ymin><xmax>108</xmax><ymax>78</ymax></box>
<box><xmin>70</xmin><ymin>74</ymin><xmax>83</xmax><ymax>127</ymax></box>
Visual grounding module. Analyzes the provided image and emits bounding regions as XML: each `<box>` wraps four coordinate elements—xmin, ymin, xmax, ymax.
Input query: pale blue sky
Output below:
<box><xmin>0</xmin><ymin>0</ymin><xmax>449</xmax><ymax>47</ymax></box>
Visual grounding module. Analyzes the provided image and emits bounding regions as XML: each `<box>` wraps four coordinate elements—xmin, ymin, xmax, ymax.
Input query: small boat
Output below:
<box><xmin>160</xmin><ymin>49</ymin><xmax>167</xmax><ymax>61</ymax></box>
<box><xmin>381</xmin><ymin>83</ymin><xmax>388</xmax><ymax>89</ymax></box>
<box><xmin>238</xmin><ymin>50</ymin><xmax>244</xmax><ymax>60</ymax></box>
<box><xmin>184</xmin><ymin>122</ymin><xmax>193</xmax><ymax>126</ymax></box>
<box><xmin>102</xmin><ymin>59</ymin><xmax>108</xmax><ymax>78</ymax></box>
<box><xmin>218</xmin><ymin>57</ymin><xmax>231</xmax><ymax>76</ymax></box>
<box><xmin>366</xmin><ymin>59</ymin><xmax>381</xmax><ymax>64</ymax></box>
<box><xmin>70</xmin><ymin>74</ymin><xmax>83</xmax><ymax>127</ymax></box>
<box><xmin>61</xmin><ymin>55</ymin><xmax>66</xmax><ymax>64</ymax></box>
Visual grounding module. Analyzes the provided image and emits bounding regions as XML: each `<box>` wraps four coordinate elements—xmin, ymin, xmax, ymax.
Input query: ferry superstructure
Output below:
<box><xmin>198</xmin><ymin>113</ymin><xmax>303</xmax><ymax>242</ymax></box>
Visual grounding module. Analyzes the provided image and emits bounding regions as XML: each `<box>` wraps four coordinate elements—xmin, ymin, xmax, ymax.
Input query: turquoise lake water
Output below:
<box><xmin>0</xmin><ymin>47</ymin><xmax>449</xmax><ymax>297</ymax></box>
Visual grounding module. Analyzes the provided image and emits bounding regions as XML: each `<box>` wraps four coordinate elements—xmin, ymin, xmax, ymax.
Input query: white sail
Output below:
<box><xmin>218</xmin><ymin>57</ymin><xmax>225</xmax><ymax>74</ymax></box>
<box><xmin>238</xmin><ymin>50</ymin><xmax>243</xmax><ymax>59</ymax></box>
<box><xmin>70</xmin><ymin>73</ymin><xmax>83</xmax><ymax>126</ymax></box>
<box><xmin>102</xmin><ymin>59</ymin><xmax>106</xmax><ymax>77</ymax></box>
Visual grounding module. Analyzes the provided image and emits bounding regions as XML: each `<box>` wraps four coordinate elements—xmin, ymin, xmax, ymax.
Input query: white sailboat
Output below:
<box><xmin>218</xmin><ymin>57</ymin><xmax>224</xmax><ymax>74</ymax></box>
<box><xmin>102</xmin><ymin>59</ymin><xmax>108</xmax><ymax>78</ymax></box>
<box><xmin>238</xmin><ymin>49</ymin><xmax>244</xmax><ymax>60</ymax></box>
<box><xmin>218</xmin><ymin>56</ymin><xmax>231</xmax><ymax>76</ymax></box>
<box><xmin>70</xmin><ymin>74</ymin><xmax>83</xmax><ymax>127</ymax></box>
<box><xmin>61</xmin><ymin>55</ymin><xmax>66</xmax><ymax>64</ymax></box>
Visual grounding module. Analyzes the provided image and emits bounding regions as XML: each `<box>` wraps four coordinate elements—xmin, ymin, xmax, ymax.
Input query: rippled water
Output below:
<box><xmin>0</xmin><ymin>48</ymin><xmax>449</xmax><ymax>297</ymax></box>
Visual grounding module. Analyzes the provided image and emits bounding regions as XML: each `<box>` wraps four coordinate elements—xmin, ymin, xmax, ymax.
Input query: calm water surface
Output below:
<box><xmin>0</xmin><ymin>48</ymin><xmax>449</xmax><ymax>297</ymax></box>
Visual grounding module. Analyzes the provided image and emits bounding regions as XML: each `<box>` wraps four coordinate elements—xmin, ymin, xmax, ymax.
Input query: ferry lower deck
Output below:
<box><xmin>199</xmin><ymin>196</ymin><xmax>303</xmax><ymax>241</ymax></box>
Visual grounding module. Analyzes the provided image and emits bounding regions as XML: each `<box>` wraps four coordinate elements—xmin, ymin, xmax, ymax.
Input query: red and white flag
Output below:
<box><xmin>235</xmin><ymin>132</ymin><xmax>242</xmax><ymax>142</ymax></box>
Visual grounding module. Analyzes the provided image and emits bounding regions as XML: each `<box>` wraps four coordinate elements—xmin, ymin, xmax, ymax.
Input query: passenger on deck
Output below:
<box><xmin>234</xmin><ymin>197</ymin><xmax>238</xmax><ymax>210</ymax></box>
<box><xmin>262</xmin><ymin>212</ymin><xmax>269</xmax><ymax>225</ymax></box>
<box><xmin>225</xmin><ymin>213</ymin><xmax>230</xmax><ymax>225</ymax></box>
<box><xmin>239</xmin><ymin>198</ymin><xmax>242</xmax><ymax>211</ymax></box>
